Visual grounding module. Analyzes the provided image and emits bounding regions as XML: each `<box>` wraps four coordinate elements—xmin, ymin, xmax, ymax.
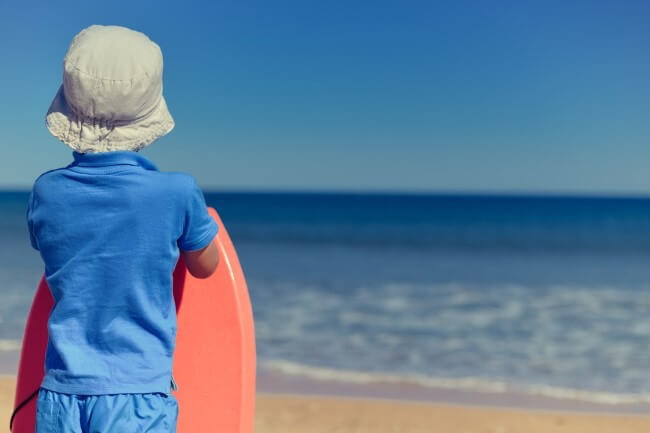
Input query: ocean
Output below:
<box><xmin>1</xmin><ymin>191</ymin><xmax>649</xmax><ymax>409</ymax></box>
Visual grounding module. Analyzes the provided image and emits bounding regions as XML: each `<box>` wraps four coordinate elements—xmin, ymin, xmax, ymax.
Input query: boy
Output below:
<box><xmin>27</xmin><ymin>25</ymin><xmax>219</xmax><ymax>432</ymax></box>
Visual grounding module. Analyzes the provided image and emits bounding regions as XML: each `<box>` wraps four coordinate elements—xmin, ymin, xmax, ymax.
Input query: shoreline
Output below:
<box><xmin>258</xmin><ymin>390</ymin><xmax>650</xmax><ymax>419</ymax></box>
<box><xmin>257</xmin><ymin>366</ymin><xmax>650</xmax><ymax>415</ymax></box>
<box><xmin>2</xmin><ymin>377</ymin><xmax>649</xmax><ymax>433</ymax></box>
<box><xmin>2</xmin><ymin>359</ymin><xmax>649</xmax><ymax>416</ymax></box>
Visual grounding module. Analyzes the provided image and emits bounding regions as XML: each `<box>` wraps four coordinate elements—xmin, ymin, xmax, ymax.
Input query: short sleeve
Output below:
<box><xmin>178</xmin><ymin>178</ymin><xmax>219</xmax><ymax>251</ymax></box>
<box><xmin>26</xmin><ymin>191</ymin><xmax>39</xmax><ymax>251</ymax></box>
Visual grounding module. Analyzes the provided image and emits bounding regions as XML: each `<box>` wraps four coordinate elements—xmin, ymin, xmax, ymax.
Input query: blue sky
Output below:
<box><xmin>0</xmin><ymin>1</ymin><xmax>649</xmax><ymax>194</ymax></box>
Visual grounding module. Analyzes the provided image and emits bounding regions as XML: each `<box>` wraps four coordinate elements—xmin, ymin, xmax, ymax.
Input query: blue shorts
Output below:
<box><xmin>36</xmin><ymin>388</ymin><xmax>178</xmax><ymax>433</ymax></box>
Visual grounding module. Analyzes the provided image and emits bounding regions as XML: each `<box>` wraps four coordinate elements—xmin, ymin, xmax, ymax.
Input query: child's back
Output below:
<box><xmin>28</xmin><ymin>152</ymin><xmax>216</xmax><ymax>395</ymax></box>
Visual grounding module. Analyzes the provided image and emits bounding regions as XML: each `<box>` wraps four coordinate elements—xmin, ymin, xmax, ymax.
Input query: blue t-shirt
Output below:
<box><xmin>27</xmin><ymin>151</ymin><xmax>218</xmax><ymax>395</ymax></box>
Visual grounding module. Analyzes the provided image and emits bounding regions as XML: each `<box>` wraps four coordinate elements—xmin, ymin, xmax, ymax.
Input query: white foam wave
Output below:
<box><xmin>0</xmin><ymin>339</ymin><xmax>21</xmax><ymax>352</ymax></box>
<box><xmin>261</xmin><ymin>360</ymin><xmax>650</xmax><ymax>406</ymax></box>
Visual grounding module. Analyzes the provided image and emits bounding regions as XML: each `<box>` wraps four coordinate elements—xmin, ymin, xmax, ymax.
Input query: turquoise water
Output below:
<box><xmin>1</xmin><ymin>191</ymin><xmax>649</xmax><ymax>405</ymax></box>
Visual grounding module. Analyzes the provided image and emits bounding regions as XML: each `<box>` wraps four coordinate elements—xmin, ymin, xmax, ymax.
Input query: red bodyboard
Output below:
<box><xmin>11</xmin><ymin>207</ymin><xmax>256</xmax><ymax>433</ymax></box>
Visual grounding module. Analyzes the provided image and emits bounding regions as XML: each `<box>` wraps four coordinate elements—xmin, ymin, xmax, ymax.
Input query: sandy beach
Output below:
<box><xmin>1</xmin><ymin>377</ymin><xmax>648</xmax><ymax>433</ymax></box>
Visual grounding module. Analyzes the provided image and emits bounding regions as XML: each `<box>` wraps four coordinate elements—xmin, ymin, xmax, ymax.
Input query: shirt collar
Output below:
<box><xmin>69</xmin><ymin>151</ymin><xmax>158</xmax><ymax>171</ymax></box>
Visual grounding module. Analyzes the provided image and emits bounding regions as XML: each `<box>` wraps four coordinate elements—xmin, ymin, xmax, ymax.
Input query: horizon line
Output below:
<box><xmin>1</xmin><ymin>186</ymin><xmax>649</xmax><ymax>199</ymax></box>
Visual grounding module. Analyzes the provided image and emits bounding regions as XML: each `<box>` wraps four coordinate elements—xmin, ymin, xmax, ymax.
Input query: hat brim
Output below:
<box><xmin>46</xmin><ymin>85</ymin><xmax>175</xmax><ymax>153</ymax></box>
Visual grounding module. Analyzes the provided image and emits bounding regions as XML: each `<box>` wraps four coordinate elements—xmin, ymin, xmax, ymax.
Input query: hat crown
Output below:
<box><xmin>62</xmin><ymin>25</ymin><xmax>163</xmax><ymax>122</ymax></box>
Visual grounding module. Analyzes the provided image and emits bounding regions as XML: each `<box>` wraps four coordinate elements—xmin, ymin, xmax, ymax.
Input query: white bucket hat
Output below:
<box><xmin>46</xmin><ymin>25</ymin><xmax>174</xmax><ymax>153</ymax></box>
